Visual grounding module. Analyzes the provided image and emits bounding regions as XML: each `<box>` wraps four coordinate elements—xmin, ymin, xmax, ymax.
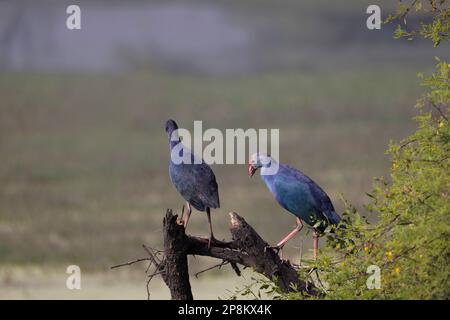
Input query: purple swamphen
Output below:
<box><xmin>165</xmin><ymin>119</ymin><xmax>220</xmax><ymax>248</ymax></box>
<box><xmin>248</xmin><ymin>153</ymin><xmax>341</xmax><ymax>259</ymax></box>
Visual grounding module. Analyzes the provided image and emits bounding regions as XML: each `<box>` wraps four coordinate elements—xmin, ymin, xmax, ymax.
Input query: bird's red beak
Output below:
<box><xmin>248</xmin><ymin>163</ymin><xmax>257</xmax><ymax>177</ymax></box>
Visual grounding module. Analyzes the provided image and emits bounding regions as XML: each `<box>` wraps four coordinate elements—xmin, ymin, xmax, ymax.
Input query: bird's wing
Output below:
<box><xmin>274</xmin><ymin>165</ymin><xmax>340</xmax><ymax>226</ymax></box>
<box><xmin>193</xmin><ymin>162</ymin><xmax>220</xmax><ymax>209</ymax></box>
<box><xmin>186</xmin><ymin>147</ymin><xmax>220</xmax><ymax>208</ymax></box>
<box><xmin>272</xmin><ymin>169</ymin><xmax>319</xmax><ymax>214</ymax></box>
<box><xmin>169</xmin><ymin>163</ymin><xmax>205</xmax><ymax>210</ymax></box>
<box><xmin>169</xmin><ymin>146</ymin><xmax>220</xmax><ymax>210</ymax></box>
<box><xmin>306</xmin><ymin>180</ymin><xmax>340</xmax><ymax>225</ymax></box>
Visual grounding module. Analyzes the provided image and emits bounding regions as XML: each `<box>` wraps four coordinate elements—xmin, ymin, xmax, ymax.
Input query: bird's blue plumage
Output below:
<box><xmin>166</xmin><ymin>120</ymin><xmax>219</xmax><ymax>212</ymax></box>
<box><xmin>261</xmin><ymin>163</ymin><xmax>340</xmax><ymax>231</ymax></box>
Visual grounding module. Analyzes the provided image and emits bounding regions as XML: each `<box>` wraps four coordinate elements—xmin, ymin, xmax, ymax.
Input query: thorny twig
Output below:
<box><xmin>399</xmin><ymin>0</ymin><xmax>419</xmax><ymax>22</ymax></box>
<box><xmin>146</xmin><ymin>270</ymin><xmax>164</xmax><ymax>300</ymax></box>
<box><xmin>110</xmin><ymin>258</ymin><xmax>151</xmax><ymax>269</ymax></box>
<box><xmin>142</xmin><ymin>244</ymin><xmax>163</xmax><ymax>270</ymax></box>
<box><xmin>230</xmin><ymin>262</ymin><xmax>241</xmax><ymax>277</ymax></box>
<box><xmin>430</xmin><ymin>102</ymin><xmax>449</xmax><ymax>122</ymax></box>
<box><xmin>111</xmin><ymin>244</ymin><xmax>165</xmax><ymax>300</ymax></box>
<box><xmin>195</xmin><ymin>260</ymin><xmax>229</xmax><ymax>278</ymax></box>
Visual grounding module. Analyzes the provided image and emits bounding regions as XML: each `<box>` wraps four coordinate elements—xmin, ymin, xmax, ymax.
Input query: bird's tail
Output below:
<box><xmin>324</xmin><ymin>212</ymin><xmax>356</xmax><ymax>253</ymax></box>
<box><xmin>317</xmin><ymin>210</ymin><xmax>347</xmax><ymax>234</ymax></box>
<box><xmin>327</xmin><ymin>210</ymin><xmax>342</xmax><ymax>226</ymax></box>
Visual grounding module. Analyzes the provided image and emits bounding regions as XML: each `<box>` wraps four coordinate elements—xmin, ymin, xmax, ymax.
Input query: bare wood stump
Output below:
<box><xmin>158</xmin><ymin>209</ymin><xmax>317</xmax><ymax>299</ymax></box>
<box><xmin>111</xmin><ymin>208</ymin><xmax>318</xmax><ymax>299</ymax></box>
<box><xmin>161</xmin><ymin>211</ymin><xmax>193</xmax><ymax>300</ymax></box>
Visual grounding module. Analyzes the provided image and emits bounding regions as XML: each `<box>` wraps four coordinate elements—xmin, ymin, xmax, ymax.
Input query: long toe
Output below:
<box><xmin>209</xmin><ymin>234</ymin><xmax>226</xmax><ymax>248</ymax></box>
<box><xmin>208</xmin><ymin>235</ymin><xmax>217</xmax><ymax>249</ymax></box>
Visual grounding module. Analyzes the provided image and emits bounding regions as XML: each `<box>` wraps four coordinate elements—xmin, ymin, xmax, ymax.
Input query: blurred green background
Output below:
<box><xmin>0</xmin><ymin>0</ymin><xmax>447</xmax><ymax>299</ymax></box>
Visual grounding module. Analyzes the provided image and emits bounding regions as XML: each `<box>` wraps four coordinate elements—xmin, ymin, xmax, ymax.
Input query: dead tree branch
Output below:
<box><xmin>112</xmin><ymin>209</ymin><xmax>318</xmax><ymax>299</ymax></box>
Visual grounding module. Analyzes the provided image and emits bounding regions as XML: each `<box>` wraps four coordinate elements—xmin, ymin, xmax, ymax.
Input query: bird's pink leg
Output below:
<box><xmin>183</xmin><ymin>202</ymin><xmax>192</xmax><ymax>229</ymax></box>
<box><xmin>313</xmin><ymin>230</ymin><xmax>318</xmax><ymax>260</ymax></box>
<box><xmin>273</xmin><ymin>218</ymin><xmax>303</xmax><ymax>251</ymax></box>
<box><xmin>206</xmin><ymin>208</ymin><xmax>216</xmax><ymax>249</ymax></box>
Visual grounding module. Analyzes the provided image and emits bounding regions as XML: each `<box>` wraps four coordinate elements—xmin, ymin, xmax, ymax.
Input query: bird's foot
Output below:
<box><xmin>264</xmin><ymin>244</ymin><xmax>284</xmax><ymax>256</ymax></box>
<box><xmin>208</xmin><ymin>235</ymin><xmax>220</xmax><ymax>249</ymax></box>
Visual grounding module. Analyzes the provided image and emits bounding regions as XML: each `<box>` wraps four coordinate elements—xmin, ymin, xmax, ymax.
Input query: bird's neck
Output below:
<box><xmin>260</xmin><ymin>158</ymin><xmax>278</xmax><ymax>176</ymax></box>
<box><xmin>170</xmin><ymin>138</ymin><xmax>181</xmax><ymax>150</ymax></box>
<box><xmin>259</xmin><ymin>159</ymin><xmax>279</xmax><ymax>192</ymax></box>
<box><xmin>168</xmin><ymin>129</ymin><xmax>181</xmax><ymax>150</ymax></box>
<box><xmin>261</xmin><ymin>172</ymin><xmax>275</xmax><ymax>193</ymax></box>
<box><xmin>168</xmin><ymin>130</ymin><xmax>185</xmax><ymax>164</ymax></box>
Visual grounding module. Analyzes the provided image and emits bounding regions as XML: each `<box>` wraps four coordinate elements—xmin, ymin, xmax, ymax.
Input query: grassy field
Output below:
<box><xmin>0</xmin><ymin>65</ymin><xmax>424</xmax><ymax>267</ymax></box>
<box><xmin>0</xmin><ymin>264</ymin><xmax>266</xmax><ymax>300</ymax></box>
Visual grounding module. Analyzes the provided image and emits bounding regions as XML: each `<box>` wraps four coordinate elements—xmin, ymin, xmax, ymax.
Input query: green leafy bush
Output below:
<box><xmin>387</xmin><ymin>0</ymin><xmax>449</xmax><ymax>47</ymax></box>
<box><xmin>229</xmin><ymin>2</ymin><xmax>449</xmax><ymax>300</ymax></box>
<box><xmin>286</xmin><ymin>2</ymin><xmax>450</xmax><ymax>300</ymax></box>
<box><xmin>310</xmin><ymin>60</ymin><xmax>449</xmax><ymax>299</ymax></box>
<box><xmin>230</xmin><ymin>62</ymin><xmax>449</xmax><ymax>300</ymax></box>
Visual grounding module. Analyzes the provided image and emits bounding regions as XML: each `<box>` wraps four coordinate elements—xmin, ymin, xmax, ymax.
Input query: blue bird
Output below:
<box><xmin>165</xmin><ymin>119</ymin><xmax>220</xmax><ymax>247</ymax></box>
<box><xmin>248</xmin><ymin>153</ymin><xmax>340</xmax><ymax>258</ymax></box>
